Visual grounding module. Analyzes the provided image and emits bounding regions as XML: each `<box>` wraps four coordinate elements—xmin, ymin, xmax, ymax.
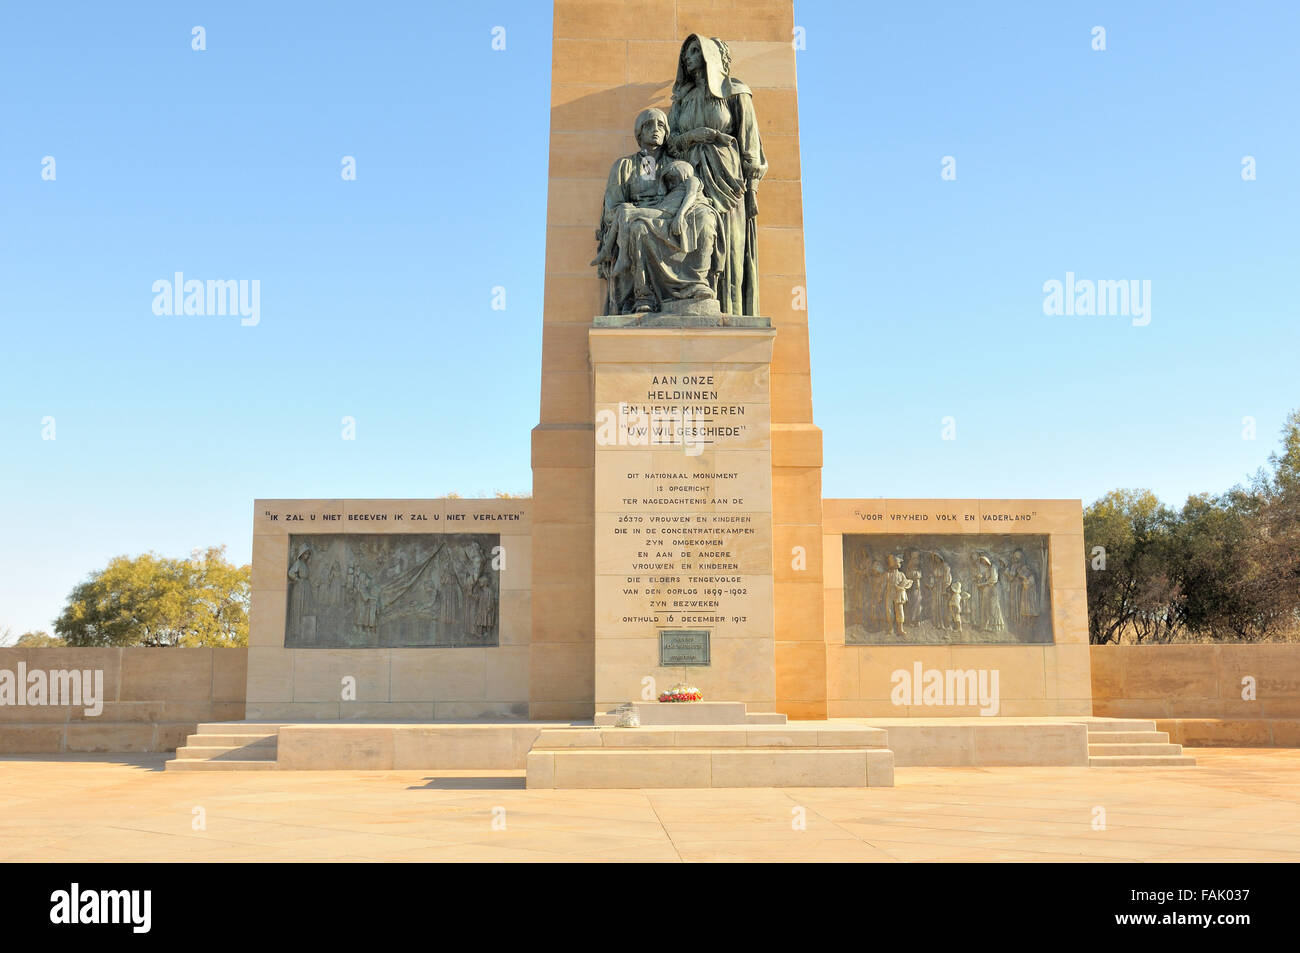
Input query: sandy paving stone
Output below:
<box><xmin>2</xmin><ymin>749</ymin><xmax>1299</xmax><ymax>861</ymax></box>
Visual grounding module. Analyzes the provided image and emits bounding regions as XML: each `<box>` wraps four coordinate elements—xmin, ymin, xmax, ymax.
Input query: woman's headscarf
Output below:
<box><xmin>673</xmin><ymin>34</ymin><xmax>732</xmax><ymax>102</ymax></box>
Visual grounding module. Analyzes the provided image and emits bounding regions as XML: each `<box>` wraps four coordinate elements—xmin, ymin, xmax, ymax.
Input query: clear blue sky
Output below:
<box><xmin>1</xmin><ymin>1</ymin><xmax>1296</xmax><ymax>635</ymax></box>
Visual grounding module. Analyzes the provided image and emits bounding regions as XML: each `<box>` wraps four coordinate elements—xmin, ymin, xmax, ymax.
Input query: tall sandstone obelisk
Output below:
<box><xmin>531</xmin><ymin>0</ymin><xmax>825</xmax><ymax>719</ymax></box>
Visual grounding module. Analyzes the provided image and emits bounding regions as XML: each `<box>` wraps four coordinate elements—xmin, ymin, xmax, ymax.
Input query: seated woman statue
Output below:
<box><xmin>594</xmin><ymin>159</ymin><xmax>702</xmax><ymax>277</ymax></box>
<box><xmin>593</xmin><ymin>108</ymin><xmax>723</xmax><ymax>314</ymax></box>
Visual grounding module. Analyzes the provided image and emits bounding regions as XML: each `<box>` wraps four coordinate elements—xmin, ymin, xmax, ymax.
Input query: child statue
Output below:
<box><xmin>591</xmin><ymin>159</ymin><xmax>703</xmax><ymax>276</ymax></box>
<box><xmin>947</xmin><ymin>582</ymin><xmax>965</xmax><ymax>635</ymax></box>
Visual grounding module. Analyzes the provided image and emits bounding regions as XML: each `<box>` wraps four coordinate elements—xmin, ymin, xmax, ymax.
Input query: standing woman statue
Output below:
<box><xmin>973</xmin><ymin>554</ymin><xmax>1006</xmax><ymax>634</ymax></box>
<box><xmin>287</xmin><ymin>543</ymin><xmax>312</xmax><ymax>635</ymax></box>
<box><xmin>668</xmin><ymin>35</ymin><xmax>768</xmax><ymax>316</ymax></box>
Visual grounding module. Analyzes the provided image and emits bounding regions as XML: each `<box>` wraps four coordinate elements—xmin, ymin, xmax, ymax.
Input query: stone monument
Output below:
<box><xmin>241</xmin><ymin>1</ymin><xmax>1091</xmax><ymax>744</ymax></box>
<box><xmin>572</xmin><ymin>29</ymin><xmax>786</xmax><ymax>716</ymax></box>
<box><xmin>533</xmin><ymin>2</ymin><xmax>826</xmax><ymax>721</ymax></box>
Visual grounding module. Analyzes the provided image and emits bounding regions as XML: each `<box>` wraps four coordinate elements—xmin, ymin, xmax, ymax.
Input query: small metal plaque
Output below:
<box><xmin>659</xmin><ymin>629</ymin><xmax>711</xmax><ymax>666</ymax></box>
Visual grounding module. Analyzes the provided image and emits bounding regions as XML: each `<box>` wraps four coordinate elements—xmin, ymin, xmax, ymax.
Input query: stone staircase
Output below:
<box><xmin>1086</xmin><ymin>719</ymin><xmax>1196</xmax><ymax>767</ymax></box>
<box><xmin>164</xmin><ymin>723</ymin><xmax>284</xmax><ymax>771</ymax></box>
<box><xmin>162</xmin><ymin>717</ymin><xmax>1197</xmax><ymax>772</ymax></box>
<box><xmin>528</xmin><ymin>724</ymin><xmax>894</xmax><ymax>788</ymax></box>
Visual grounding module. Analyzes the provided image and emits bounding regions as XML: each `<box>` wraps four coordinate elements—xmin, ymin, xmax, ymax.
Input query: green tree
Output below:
<box><xmin>1084</xmin><ymin>489</ymin><xmax>1180</xmax><ymax>643</ymax></box>
<box><xmin>54</xmin><ymin>546</ymin><xmax>249</xmax><ymax>647</ymax></box>
<box><xmin>1165</xmin><ymin>490</ymin><xmax>1271</xmax><ymax>639</ymax></box>
<box><xmin>1165</xmin><ymin>412</ymin><xmax>1300</xmax><ymax>640</ymax></box>
<box><xmin>14</xmin><ymin>631</ymin><xmax>66</xmax><ymax>647</ymax></box>
<box><xmin>1252</xmin><ymin>410</ymin><xmax>1300</xmax><ymax>634</ymax></box>
<box><xmin>1085</xmin><ymin>410</ymin><xmax>1300</xmax><ymax>643</ymax></box>
<box><xmin>1266</xmin><ymin>408</ymin><xmax>1300</xmax><ymax>494</ymax></box>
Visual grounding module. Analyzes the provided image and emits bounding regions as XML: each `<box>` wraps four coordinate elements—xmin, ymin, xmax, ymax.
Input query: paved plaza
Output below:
<box><xmin>3</xmin><ymin>749</ymin><xmax>1298</xmax><ymax>862</ymax></box>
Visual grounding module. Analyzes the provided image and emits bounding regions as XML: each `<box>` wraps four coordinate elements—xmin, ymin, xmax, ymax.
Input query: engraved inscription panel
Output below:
<box><xmin>590</xmin><ymin>339</ymin><xmax>777</xmax><ymax>707</ymax></box>
<box><xmin>843</xmin><ymin>534</ymin><xmax>1052</xmax><ymax>645</ymax></box>
<box><xmin>285</xmin><ymin>533</ymin><xmax>499</xmax><ymax>648</ymax></box>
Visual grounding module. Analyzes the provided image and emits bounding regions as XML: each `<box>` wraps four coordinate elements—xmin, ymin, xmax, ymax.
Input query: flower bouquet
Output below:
<box><xmin>658</xmin><ymin>683</ymin><xmax>702</xmax><ymax>703</ymax></box>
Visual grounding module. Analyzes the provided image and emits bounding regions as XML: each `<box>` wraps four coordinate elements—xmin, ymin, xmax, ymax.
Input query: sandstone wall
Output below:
<box><xmin>1091</xmin><ymin>644</ymin><xmax>1300</xmax><ymax>746</ymax></box>
<box><xmin>0</xmin><ymin>647</ymin><xmax>246</xmax><ymax>753</ymax></box>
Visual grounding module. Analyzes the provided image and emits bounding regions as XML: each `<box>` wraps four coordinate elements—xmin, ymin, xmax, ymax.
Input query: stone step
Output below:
<box><xmin>164</xmin><ymin>759</ymin><xmax>277</xmax><ymax>772</ymax></box>
<box><xmin>183</xmin><ymin>734</ymin><xmax>278</xmax><ymax>748</ymax></box>
<box><xmin>594</xmin><ymin>702</ymin><xmax>751</xmax><ymax>726</ymax></box>
<box><xmin>529</xmin><ymin>746</ymin><xmax>894</xmax><ymax>788</ymax></box>
<box><xmin>1087</xmin><ymin>730</ymin><xmax>1170</xmax><ymax>745</ymax></box>
<box><xmin>175</xmin><ymin>745</ymin><xmax>277</xmax><ymax>761</ymax></box>
<box><xmin>1088</xmin><ymin>754</ymin><xmax>1197</xmax><ymax>767</ymax></box>
<box><xmin>535</xmin><ymin>725</ymin><xmax>890</xmax><ymax>750</ymax></box>
<box><xmin>1088</xmin><ymin>743</ymin><xmax>1183</xmax><ymax>756</ymax></box>
<box><xmin>594</xmin><ymin>707</ymin><xmax>791</xmax><ymax>727</ymax></box>
<box><xmin>1083</xmin><ymin>719</ymin><xmax>1159</xmax><ymax>733</ymax></box>
<box><xmin>195</xmin><ymin>722</ymin><xmax>287</xmax><ymax>735</ymax></box>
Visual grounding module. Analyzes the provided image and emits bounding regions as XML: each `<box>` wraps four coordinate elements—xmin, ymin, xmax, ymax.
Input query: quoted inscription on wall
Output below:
<box><xmin>260</xmin><ymin>509</ymin><xmax>524</xmax><ymax>526</ymax></box>
<box><xmin>843</xmin><ymin>533</ymin><xmax>1053</xmax><ymax>646</ymax></box>
<box><xmin>286</xmin><ymin>533</ymin><xmax>500</xmax><ymax>648</ymax></box>
<box><xmin>848</xmin><ymin>509</ymin><xmax>1039</xmax><ymax>525</ymax></box>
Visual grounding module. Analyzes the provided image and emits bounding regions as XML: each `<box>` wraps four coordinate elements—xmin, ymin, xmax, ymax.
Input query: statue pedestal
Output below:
<box><xmin>592</xmin><ymin>700</ymin><xmax>788</xmax><ymax>726</ymax></box>
<box><xmin>590</xmin><ymin>325</ymin><xmax>777</xmax><ymax>713</ymax></box>
<box><xmin>592</xmin><ymin>312</ymin><xmax>772</xmax><ymax>329</ymax></box>
<box><xmin>659</xmin><ymin>298</ymin><xmax>721</xmax><ymax>317</ymax></box>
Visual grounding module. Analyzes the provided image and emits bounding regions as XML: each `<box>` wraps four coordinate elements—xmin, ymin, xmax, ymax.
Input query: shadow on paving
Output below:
<box><xmin>409</xmin><ymin>776</ymin><xmax>527</xmax><ymax>791</ymax></box>
<box><xmin>0</xmin><ymin>753</ymin><xmax>167</xmax><ymax>773</ymax></box>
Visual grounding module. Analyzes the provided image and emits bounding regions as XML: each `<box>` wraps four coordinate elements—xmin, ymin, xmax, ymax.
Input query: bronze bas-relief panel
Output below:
<box><xmin>842</xmin><ymin>534</ymin><xmax>1053</xmax><ymax>645</ymax></box>
<box><xmin>285</xmin><ymin>533</ymin><xmax>500</xmax><ymax>648</ymax></box>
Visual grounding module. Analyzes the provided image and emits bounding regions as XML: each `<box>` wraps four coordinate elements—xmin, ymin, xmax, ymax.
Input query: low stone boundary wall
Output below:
<box><xmin>1156</xmin><ymin>718</ymin><xmax>1300</xmax><ymax>747</ymax></box>
<box><xmin>1091</xmin><ymin>645</ymin><xmax>1300</xmax><ymax>746</ymax></box>
<box><xmin>0</xmin><ymin>647</ymin><xmax>246</xmax><ymax>753</ymax></box>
